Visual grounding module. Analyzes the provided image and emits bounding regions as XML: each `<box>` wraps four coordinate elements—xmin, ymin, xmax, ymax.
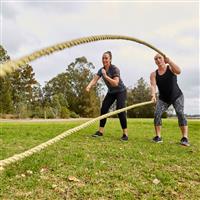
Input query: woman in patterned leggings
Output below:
<box><xmin>150</xmin><ymin>54</ymin><xmax>189</xmax><ymax>146</ymax></box>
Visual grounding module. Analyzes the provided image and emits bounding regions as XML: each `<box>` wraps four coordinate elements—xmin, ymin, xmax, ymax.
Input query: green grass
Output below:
<box><xmin>0</xmin><ymin>119</ymin><xmax>200</xmax><ymax>200</ymax></box>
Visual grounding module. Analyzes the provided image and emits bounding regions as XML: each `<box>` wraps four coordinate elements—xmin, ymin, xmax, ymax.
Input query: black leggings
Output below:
<box><xmin>100</xmin><ymin>90</ymin><xmax>127</xmax><ymax>129</ymax></box>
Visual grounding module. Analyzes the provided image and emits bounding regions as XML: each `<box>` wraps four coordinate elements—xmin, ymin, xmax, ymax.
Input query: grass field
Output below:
<box><xmin>0</xmin><ymin>119</ymin><xmax>200</xmax><ymax>200</ymax></box>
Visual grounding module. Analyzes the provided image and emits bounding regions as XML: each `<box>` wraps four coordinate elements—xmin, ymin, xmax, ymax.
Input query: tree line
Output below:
<box><xmin>0</xmin><ymin>45</ymin><xmax>157</xmax><ymax>119</ymax></box>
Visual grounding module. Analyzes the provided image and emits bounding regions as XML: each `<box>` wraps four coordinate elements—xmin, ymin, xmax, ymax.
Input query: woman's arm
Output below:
<box><xmin>164</xmin><ymin>56</ymin><xmax>181</xmax><ymax>75</ymax></box>
<box><xmin>150</xmin><ymin>71</ymin><xmax>157</xmax><ymax>103</ymax></box>
<box><xmin>102</xmin><ymin>69</ymin><xmax>119</xmax><ymax>87</ymax></box>
<box><xmin>86</xmin><ymin>75</ymin><xmax>101</xmax><ymax>92</ymax></box>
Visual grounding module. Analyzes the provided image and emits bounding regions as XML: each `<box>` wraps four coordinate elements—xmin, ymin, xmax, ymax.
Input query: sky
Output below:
<box><xmin>1</xmin><ymin>0</ymin><xmax>199</xmax><ymax>115</ymax></box>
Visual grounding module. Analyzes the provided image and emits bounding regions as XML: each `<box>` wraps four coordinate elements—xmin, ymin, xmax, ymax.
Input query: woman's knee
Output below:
<box><xmin>118</xmin><ymin>111</ymin><xmax>126</xmax><ymax>118</ymax></box>
<box><xmin>154</xmin><ymin>112</ymin><xmax>162</xmax><ymax>125</ymax></box>
<box><xmin>100</xmin><ymin>106</ymin><xmax>107</xmax><ymax>115</ymax></box>
<box><xmin>116</xmin><ymin>102</ymin><xmax>125</xmax><ymax>110</ymax></box>
<box><xmin>177</xmin><ymin>113</ymin><xmax>187</xmax><ymax>126</ymax></box>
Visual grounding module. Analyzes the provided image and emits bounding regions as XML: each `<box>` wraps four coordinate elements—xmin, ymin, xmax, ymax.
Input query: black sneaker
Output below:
<box><xmin>92</xmin><ymin>131</ymin><xmax>103</xmax><ymax>137</ymax></box>
<box><xmin>180</xmin><ymin>137</ymin><xmax>190</xmax><ymax>146</ymax></box>
<box><xmin>121</xmin><ymin>134</ymin><xmax>128</xmax><ymax>141</ymax></box>
<box><xmin>152</xmin><ymin>136</ymin><xmax>163</xmax><ymax>143</ymax></box>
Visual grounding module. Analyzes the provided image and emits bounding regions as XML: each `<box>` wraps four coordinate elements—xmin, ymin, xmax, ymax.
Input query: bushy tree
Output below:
<box><xmin>0</xmin><ymin>45</ymin><xmax>39</xmax><ymax>118</ymax></box>
<box><xmin>127</xmin><ymin>78</ymin><xmax>155</xmax><ymax>118</ymax></box>
<box><xmin>10</xmin><ymin>65</ymin><xmax>38</xmax><ymax>117</ymax></box>
<box><xmin>43</xmin><ymin>56</ymin><xmax>103</xmax><ymax>118</ymax></box>
<box><xmin>0</xmin><ymin>45</ymin><xmax>13</xmax><ymax>114</ymax></box>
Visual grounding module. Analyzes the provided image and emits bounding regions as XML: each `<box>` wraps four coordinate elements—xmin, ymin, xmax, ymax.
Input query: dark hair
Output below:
<box><xmin>103</xmin><ymin>51</ymin><xmax>112</xmax><ymax>59</ymax></box>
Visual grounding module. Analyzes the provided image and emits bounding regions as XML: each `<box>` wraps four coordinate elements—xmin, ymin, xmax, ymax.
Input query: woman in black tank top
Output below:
<box><xmin>150</xmin><ymin>54</ymin><xmax>189</xmax><ymax>146</ymax></box>
<box><xmin>156</xmin><ymin>65</ymin><xmax>182</xmax><ymax>104</ymax></box>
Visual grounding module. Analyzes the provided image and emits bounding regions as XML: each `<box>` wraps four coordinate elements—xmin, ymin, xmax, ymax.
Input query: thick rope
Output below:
<box><xmin>0</xmin><ymin>34</ymin><xmax>164</xmax><ymax>170</ymax></box>
<box><xmin>0</xmin><ymin>100</ymin><xmax>153</xmax><ymax>170</ymax></box>
<box><xmin>0</xmin><ymin>35</ymin><xmax>165</xmax><ymax>77</ymax></box>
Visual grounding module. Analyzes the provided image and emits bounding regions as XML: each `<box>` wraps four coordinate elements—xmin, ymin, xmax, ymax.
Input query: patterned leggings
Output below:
<box><xmin>154</xmin><ymin>95</ymin><xmax>187</xmax><ymax>126</ymax></box>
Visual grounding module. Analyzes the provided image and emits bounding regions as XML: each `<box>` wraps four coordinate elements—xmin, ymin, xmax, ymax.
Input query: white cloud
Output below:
<box><xmin>185</xmin><ymin>97</ymin><xmax>200</xmax><ymax>115</ymax></box>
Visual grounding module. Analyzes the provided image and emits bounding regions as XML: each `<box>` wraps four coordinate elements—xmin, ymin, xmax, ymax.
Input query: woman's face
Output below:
<box><xmin>154</xmin><ymin>54</ymin><xmax>165</xmax><ymax>67</ymax></box>
<box><xmin>102</xmin><ymin>53</ymin><xmax>111</xmax><ymax>67</ymax></box>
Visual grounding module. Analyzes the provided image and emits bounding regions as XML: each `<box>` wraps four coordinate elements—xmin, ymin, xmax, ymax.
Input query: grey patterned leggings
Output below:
<box><xmin>154</xmin><ymin>95</ymin><xmax>187</xmax><ymax>126</ymax></box>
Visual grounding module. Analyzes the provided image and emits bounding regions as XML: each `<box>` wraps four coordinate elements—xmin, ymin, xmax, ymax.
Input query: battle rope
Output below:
<box><xmin>0</xmin><ymin>34</ymin><xmax>165</xmax><ymax>170</ymax></box>
<box><xmin>0</xmin><ymin>34</ymin><xmax>165</xmax><ymax>77</ymax></box>
<box><xmin>0</xmin><ymin>100</ymin><xmax>153</xmax><ymax>170</ymax></box>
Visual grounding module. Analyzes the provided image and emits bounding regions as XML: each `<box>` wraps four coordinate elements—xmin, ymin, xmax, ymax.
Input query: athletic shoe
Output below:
<box><xmin>180</xmin><ymin>137</ymin><xmax>190</xmax><ymax>146</ymax></box>
<box><xmin>92</xmin><ymin>131</ymin><xmax>103</xmax><ymax>137</ymax></box>
<box><xmin>121</xmin><ymin>134</ymin><xmax>128</xmax><ymax>141</ymax></box>
<box><xmin>152</xmin><ymin>136</ymin><xmax>163</xmax><ymax>143</ymax></box>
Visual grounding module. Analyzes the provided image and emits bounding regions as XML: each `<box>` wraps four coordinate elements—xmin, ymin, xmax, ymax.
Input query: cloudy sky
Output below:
<box><xmin>1</xmin><ymin>1</ymin><xmax>199</xmax><ymax>115</ymax></box>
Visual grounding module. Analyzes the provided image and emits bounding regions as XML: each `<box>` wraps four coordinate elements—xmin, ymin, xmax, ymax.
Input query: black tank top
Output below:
<box><xmin>156</xmin><ymin>65</ymin><xmax>182</xmax><ymax>103</ymax></box>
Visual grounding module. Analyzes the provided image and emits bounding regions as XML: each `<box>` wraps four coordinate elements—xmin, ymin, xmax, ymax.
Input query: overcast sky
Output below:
<box><xmin>1</xmin><ymin>1</ymin><xmax>199</xmax><ymax>115</ymax></box>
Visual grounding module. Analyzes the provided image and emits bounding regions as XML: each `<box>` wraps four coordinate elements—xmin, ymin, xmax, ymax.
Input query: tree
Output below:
<box><xmin>0</xmin><ymin>44</ymin><xmax>40</xmax><ymax>118</ymax></box>
<box><xmin>10</xmin><ymin>65</ymin><xmax>38</xmax><ymax>118</ymax></box>
<box><xmin>127</xmin><ymin>78</ymin><xmax>155</xmax><ymax>118</ymax></box>
<box><xmin>0</xmin><ymin>45</ymin><xmax>13</xmax><ymax>114</ymax></box>
<box><xmin>43</xmin><ymin>56</ymin><xmax>103</xmax><ymax>117</ymax></box>
<box><xmin>0</xmin><ymin>77</ymin><xmax>13</xmax><ymax>114</ymax></box>
<box><xmin>30</xmin><ymin>83</ymin><xmax>44</xmax><ymax>118</ymax></box>
<box><xmin>65</xmin><ymin>57</ymin><xmax>102</xmax><ymax>117</ymax></box>
<box><xmin>0</xmin><ymin>45</ymin><xmax>10</xmax><ymax>62</ymax></box>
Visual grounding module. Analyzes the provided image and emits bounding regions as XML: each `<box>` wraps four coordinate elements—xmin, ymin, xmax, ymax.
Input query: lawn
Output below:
<box><xmin>0</xmin><ymin>119</ymin><xmax>200</xmax><ymax>200</ymax></box>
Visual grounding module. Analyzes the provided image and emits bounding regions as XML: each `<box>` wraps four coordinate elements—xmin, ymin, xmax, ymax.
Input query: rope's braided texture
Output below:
<box><xmin>0</xmin><ymin>35</ymin><xmax>165</xmax><ymax>77</ymax></box>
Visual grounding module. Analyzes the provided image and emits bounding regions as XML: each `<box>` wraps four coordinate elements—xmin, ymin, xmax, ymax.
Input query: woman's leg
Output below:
<box><xmin>99</xmin><ymin>93</ymin><xmax>116</xmax><ymax>134</ymax></box>
<box><xmin>116</xmin><ymin>90</ymin><xmax>127</xmax><ymax>135</ymax></box>
<box><xmin>172</xmin><ymin>95</ymin><xmax>188</xmax><ymax>138</ymax></box>
<box><xmin>154</xmin><ymin>99</ymin><xmax>169</xmax><ymax>137</ymax></box>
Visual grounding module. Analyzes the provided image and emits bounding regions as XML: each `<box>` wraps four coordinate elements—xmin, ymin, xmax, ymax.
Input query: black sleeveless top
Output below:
<box><xmin>156</xmin><ymin>65</ymin><xmax>182</xmax><ymax>103</ymax></box>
